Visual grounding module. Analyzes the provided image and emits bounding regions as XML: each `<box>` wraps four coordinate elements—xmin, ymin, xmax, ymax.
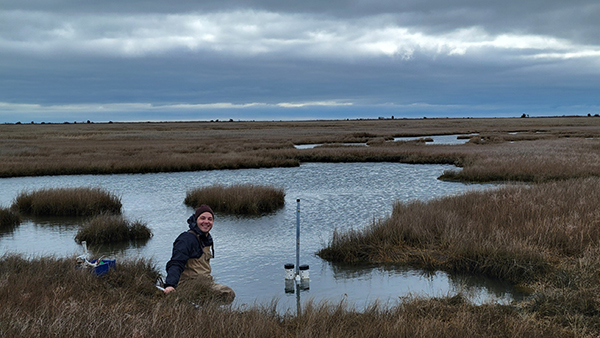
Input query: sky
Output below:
<box><xmin>1</xmin><ymin>0</ymin><xmax>599</xmax><ymax>123</ymax></box>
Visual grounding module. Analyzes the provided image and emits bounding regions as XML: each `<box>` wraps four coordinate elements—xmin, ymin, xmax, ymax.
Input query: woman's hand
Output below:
<box><xmin>164</xmin><ymin>286</ymin><xmax>175</xmax><ymax>294</ymax></box>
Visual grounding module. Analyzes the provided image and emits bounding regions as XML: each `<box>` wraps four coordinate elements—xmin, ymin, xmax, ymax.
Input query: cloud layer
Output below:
<box><xmin>1</xmin><ymin>1</ymin><xmax>599</xmax><ymax>121</ymax></box>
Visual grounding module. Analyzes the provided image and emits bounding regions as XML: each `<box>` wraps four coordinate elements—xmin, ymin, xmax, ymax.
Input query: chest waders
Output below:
<box><xmin>179</xmin><ymin>230</ymin><xmax>236</xmax><ymax>303</ymax></box>
<box><xmin>180</xmin><ymin>245</ymin><xmax>213</xmax><ymax>281</ymax></box>
<box><xmin>180</xmin><ymin>230</ymin><xmax>214</xmax><ymax>281</ymax></box>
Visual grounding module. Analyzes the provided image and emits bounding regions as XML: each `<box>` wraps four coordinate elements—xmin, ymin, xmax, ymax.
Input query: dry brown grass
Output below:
<box><xmin>74</xmin><ymin>213</ymin><xmax>153</xmax><ymax>244</ymax></box>
<box><xmin>1</xmin><ymin>117</ymin><xmax>599</xmax><ymax>183</ymax></box>
<box><xmin>317</xmin><ymin>177</ymin><xmax>600</xmax><ymax>336</ymax></box>
<box><xmin>3</xmin><ymin>117</ymin><xmax>600</xmax><ymax>336</ymax></box>
<box><xmin>318</xmin><ymin>178</ymin><xmax>600</xmax><ymax>283</ymax></box>
<box><xmin>0</xmin><ymin>255</ymin><xmax>577</xmax><ymax>338</ymax></box>
<box><xmin>440</xmin><ymin>138</ymin><xmax>600</xmax><ymax>182</ymax></box>
<box><xmin>11</xmin><ymin>187</ymin><xmax>122</xmax><ymax>216</ymax></box>
<box><xmin>185</xmin><ymin>184</ymin><xmax>285</xmax><ymax>215</ymax></box>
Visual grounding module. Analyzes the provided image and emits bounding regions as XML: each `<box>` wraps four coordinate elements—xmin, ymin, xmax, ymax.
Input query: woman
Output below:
<box><xmin>163</xmin><ymin>204</ymin><xmax>235</xmax><ymax>301</ymax></box>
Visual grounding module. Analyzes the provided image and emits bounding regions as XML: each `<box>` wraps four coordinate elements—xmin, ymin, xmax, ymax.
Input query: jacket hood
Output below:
<box><xmin>187</xmin><ymin>214</ymin><xmax>202</xmax><ymax>233</ymax></box>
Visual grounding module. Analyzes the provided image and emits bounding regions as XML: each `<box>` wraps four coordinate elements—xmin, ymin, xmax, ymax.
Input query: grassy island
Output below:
<box><xmin>74</xmin><ymin>214</ymin><xmax>153</xmax><ymax>244</ymax></box>
<box><xmin>185</xmin><ymin>183</ymin><xmax>285</xmax><ymax>215</ymax></box>
<box><xmin>12</xmin><ymin>187</ymin><xmax>122</xmax><ymax>216</ymax></box>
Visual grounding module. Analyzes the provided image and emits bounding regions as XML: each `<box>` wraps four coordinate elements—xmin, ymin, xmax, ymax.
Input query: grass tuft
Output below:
<box><xmin>12</xmin><ymin>187</ymin><xmax>122</xmax><ymax>216</ymax></box>
<box><xmin>74</xmin><ymin>213</ymin><xmax>152</xmax><ymax>244</ymax></box>
<box><xmin>175</xmin><ymin>275</ymin><xmax>235</xmax><ymax>305</ymax></box>
<box><xmin>185</xmin><ymin>183</ymin><xmax>285</xmax><ymax>215</ymax></box>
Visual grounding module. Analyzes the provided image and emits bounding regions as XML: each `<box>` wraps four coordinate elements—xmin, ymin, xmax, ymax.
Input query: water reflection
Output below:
<box><xmin>0</xmin><ymin>223</ymin><xmax>19</xmax><ymax>237</ymax></box>
<box><xmin>294</xmin><ymin>143</ymin><xmax>368</xmax><ymax>149</ymax></box>
<box><xmin>285</xmin><ymin>279</ymin><xmax>311</xmax><ymax>316</ymax></box>
<box><xmin>0</xmin><ymin>162</ymin><xmax>518</xmax><ymax>311</ymax></box>
<box><xmin>25</xmin><ymin>215</ymin><xmax>88</xmax><ymax>228</ymax></box>
<box><xmin>326</xmin><ymin>261</ymin><xmax>529</xmax><ymax>304</ymax></box>
<box><xmin>294</xmin><ymin>134</ymin><xmax>477</xmax><ymax>149</ymax></box>
<box><xmin>84</xmin><ymin>239</ymin><xmax>153</xmax><ymax>257</ymax></box>
<box><xmin>447</xmin><ymin>273</ymin><xmax>531</xmax><ymax>303</ymax></box>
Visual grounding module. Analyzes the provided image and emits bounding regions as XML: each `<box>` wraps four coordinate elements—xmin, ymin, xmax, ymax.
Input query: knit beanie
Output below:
<box><xmin>194</xmin><ymin>204</ymin><xmax>214</xmax><ymax>219</ymax></box>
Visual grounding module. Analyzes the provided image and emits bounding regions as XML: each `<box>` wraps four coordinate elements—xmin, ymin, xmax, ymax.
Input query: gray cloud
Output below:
<box><xmin>1</xmin><ymin>0</ymin><xmax>599</xmax><ymax>122</ymax></box>
<box><xmin>6</xmin><ymin>0</ymin><xmax>599</xmax><ymax>40</ymax></box>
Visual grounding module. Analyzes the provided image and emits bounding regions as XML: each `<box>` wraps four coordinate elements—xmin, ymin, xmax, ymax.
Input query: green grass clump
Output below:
<box><xmin>185</xmin><ymin>184</ymin><xmax>285</xmax><ymax>215</ymax></box>
<box><xmin>0</xmin><ymin>206</ymin><xmax>21</xmax><ymax>230</ymax></box>
<box><xmin>75</xmin><ymin>214</ymin><xmax>152</xmax><ymax>244</ymax></box>
<box><xmin>12</xmin><ymin>187</ymin><xmax>122</xmax><ymax>216</ymax></box>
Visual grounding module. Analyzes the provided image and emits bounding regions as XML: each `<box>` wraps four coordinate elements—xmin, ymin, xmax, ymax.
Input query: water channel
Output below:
<box><xmin>294</xmin><ymin>134</ymin><xmax>477</xmax><ymax>149</ymax></box>
<box><xmin>0</xmin><ymin>162</ymin><xmax>527</xmax><ymax>311</ymax></box>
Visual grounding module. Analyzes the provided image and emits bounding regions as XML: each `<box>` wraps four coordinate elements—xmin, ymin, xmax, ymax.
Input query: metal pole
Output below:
<box><xmin>296</xmin><ymin>199</ymin><xmax>300</xmax><ymax>277</ymax></box>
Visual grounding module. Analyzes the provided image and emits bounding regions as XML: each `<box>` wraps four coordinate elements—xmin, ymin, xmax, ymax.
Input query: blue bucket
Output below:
<box><xmin>89</xmin><ymin>259</ymin><xmax>116</xmax><ymax>276</ymax></box>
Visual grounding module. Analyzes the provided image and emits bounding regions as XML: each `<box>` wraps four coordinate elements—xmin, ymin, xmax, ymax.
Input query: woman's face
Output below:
<box><xmin>196</xmin><ymin>211</ymin><xmax>214</xmax><ymax>233</ymax></box>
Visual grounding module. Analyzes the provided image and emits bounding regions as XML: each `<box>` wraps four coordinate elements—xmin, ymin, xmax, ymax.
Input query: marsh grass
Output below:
<box><xmin>318</xmin><ymin>178</ymin><xmax>600</xmax><ymax>284</ymax></box>
<box><xmin>185</xmin><ymin>184</ymin><xmax>285</xmax><ymax>215</ymax></box>
<box><xmin>316</xmin><ymin>178</ymin><xmax>600</xmax><ymax>335</ymax></box>
<box><xmin>12</xmin><ymin>187</ymin><xmax>122</xmax><ymax>216</ymax></box>
<box><xmin>1</xmin><ymin>117</ymin><xmax>599</xmax><ymax>184</ymax></box>
<box><xmin>518</xmin><ymin>246</ymin><xmax>600</xmax><ymax>336</ymax></box>
<box><xmin>2</xmin><ymin>118</ymin><xmax>600</xmax><ymax>336</ymax></box>
<box><xmin>0</xmin><ymin>255</ymin><xmax>577</xmax><ymax>337</ymax></box>
<box><xmin>175</xmin><ymin>275</ymin><xmax>235</xmax><ymax>305</ymax></box>
<box><xmin>74</xmin><ymin>214</ymin><xmax>152</xmax><ymax>244</ymax></box>
<box><xmin>0</xmin><ymin>206</ymin><xmax>20</xmax><ymax>231</ymax></box>
<box><xmin>439</xmin><ymin>138</ymin><xmax>600</xmax><ymax>182</ymax></box>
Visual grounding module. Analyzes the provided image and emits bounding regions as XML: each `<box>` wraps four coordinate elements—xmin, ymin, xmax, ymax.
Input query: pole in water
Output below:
<box><xmin>284</xmin><ymin>199</ymin><xmax>310</xmax><ymax>294</ymax></box>
<box><xmin>296</xmin><ymin>199</ymin><xmax>300</xmax><ymax>277</ymax></box>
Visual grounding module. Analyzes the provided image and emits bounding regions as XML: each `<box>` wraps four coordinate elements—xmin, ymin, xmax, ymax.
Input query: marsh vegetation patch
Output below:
<box><xmin>185</xmin><ymin>183</ymin><xmax>285</xmax><ymax>216</ymax></box>
<box><xmin>319</xmin><ymin>178</ymin><xmax>600</xmax><ymax>285</ymax></box>
<box><xmin>12</xmin><ymin>187</ymin><xmax>122</xmax><ymax>217</ymax></box>
<box><xmin>75</xmin><ymin>213</ymin><xmax>153</xmax><ymax>244</ymax></box>
<box><xmin>0</xmin><ymin>255</ymin><xmax>577</xmax><ymax>338</ymax></box>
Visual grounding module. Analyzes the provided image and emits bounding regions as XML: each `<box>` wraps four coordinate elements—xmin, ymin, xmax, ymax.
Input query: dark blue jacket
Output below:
<box><xmin>164</xmin><ymin>214</ymin><xmax>213</xmax><ymax>288</ymax></box>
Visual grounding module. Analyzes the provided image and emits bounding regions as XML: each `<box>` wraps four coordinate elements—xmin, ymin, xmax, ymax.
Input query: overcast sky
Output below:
<box><xmin>1</xmin><ymin>0</ymin><xmax>599</xmax><ymax>122</ymax></box>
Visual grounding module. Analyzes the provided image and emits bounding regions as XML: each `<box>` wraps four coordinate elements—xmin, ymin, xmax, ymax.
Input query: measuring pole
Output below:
<box><xmin>296</xmin><ymin>199</ymin><xmax>300</xmax><ymax>276</ymax></box>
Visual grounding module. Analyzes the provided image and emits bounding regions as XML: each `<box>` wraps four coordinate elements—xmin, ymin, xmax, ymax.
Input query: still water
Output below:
<box><xmin>392</xmin><ymin>134</ymin><xmax>477</xmax><ymax>144</ymax></box>
<box><xmin>294</xmin><ymin>134</ymin><xmax>477</xmax><ymax>149</ymax></box>
<box><xmin>0</xmin><ymin>162</ymin><xmax>526</xmax><ymax>311</ymax></box>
